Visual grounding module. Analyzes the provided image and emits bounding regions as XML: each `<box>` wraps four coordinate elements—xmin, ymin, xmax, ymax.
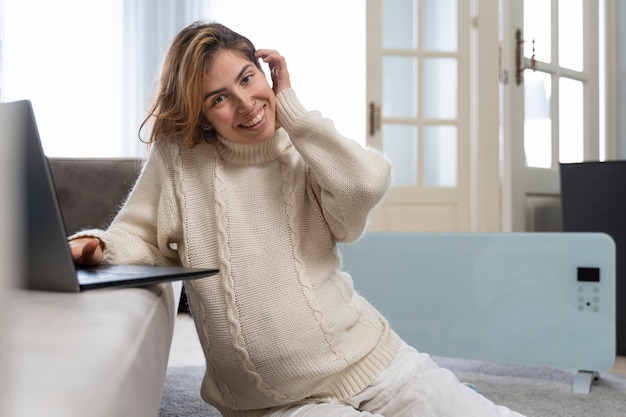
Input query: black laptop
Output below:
<box><xmin>1</xmin><ymin>99</ymin><xmax>218</xmax><ymax>291</ymax></box>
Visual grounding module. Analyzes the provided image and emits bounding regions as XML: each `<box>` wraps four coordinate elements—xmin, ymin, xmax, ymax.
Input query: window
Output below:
<box><xmin>1</xmin><ymin>0</ymin><xmax>126</xmax><ymax>157</ymax></box>
<box><xmin>1</xmin><ymin>0</ymin><xmax>365</xmax><ymax>157</ymax></box>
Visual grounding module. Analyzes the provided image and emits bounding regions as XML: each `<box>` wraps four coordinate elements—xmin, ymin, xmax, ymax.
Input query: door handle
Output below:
<box><xmin>515</xmin><ymin>28</ymin><xmax>537</xmax><ymax>85</ymax></box>
<box><xmin>369</xmin><ymin>102</ymin><xmax>381</xmax><ymax>136</ymax></box>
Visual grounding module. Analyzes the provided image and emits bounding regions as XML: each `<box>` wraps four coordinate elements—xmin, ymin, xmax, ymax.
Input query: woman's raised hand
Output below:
<box><xmin>255</xmin><ymin>49</ymin><xmax>291</xmax><ymax>96</ymax></box>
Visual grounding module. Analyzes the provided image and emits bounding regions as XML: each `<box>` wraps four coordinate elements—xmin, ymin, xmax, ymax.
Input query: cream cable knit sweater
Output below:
<box><xmin>79</xmin><ymin>89</ymin><xmax>401</xmax><ymax>417</ymax></box>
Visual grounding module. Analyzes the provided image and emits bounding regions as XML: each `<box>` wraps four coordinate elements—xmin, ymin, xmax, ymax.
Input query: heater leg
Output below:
<box><xmin>573</xmin><ymin>370</ymin><xmax>599</xmax><ymax>394</ymax></box>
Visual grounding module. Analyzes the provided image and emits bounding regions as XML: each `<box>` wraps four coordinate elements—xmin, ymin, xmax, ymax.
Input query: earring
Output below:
<box><xmin>201</xmin><ymin>125</ymin><xmax>214</xmax><ymax>137</ymax></box>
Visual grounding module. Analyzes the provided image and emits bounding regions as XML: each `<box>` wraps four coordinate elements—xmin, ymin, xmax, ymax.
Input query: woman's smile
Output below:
<box><xmin>240</xmin><ymin>106</ymin><xmax>265</xmax><ymax>129</ymax></box>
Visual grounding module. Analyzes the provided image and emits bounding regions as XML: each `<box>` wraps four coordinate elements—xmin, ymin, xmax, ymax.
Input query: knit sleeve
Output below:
<box><xmin>276</xmin><ymin>89</ymin><xmax>391</xmax><ymax>242</ymax></box>
<box><xmin>71</xmin><ymin>142</ymin><xmax>183</xmax><ymax>266</ymax></box>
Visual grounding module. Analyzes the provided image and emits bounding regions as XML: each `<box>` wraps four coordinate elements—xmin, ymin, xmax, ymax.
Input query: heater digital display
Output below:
<box><xmin>577</xmin><ymin>267</ymin><xmax>600</xmax><ymax>282</ymax></box>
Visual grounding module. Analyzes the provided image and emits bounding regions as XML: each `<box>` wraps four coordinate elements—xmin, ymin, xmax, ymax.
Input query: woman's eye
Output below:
<box><xmin>242</xmin><ymin>74</ymin><xmax>253</xmax><ymax>84</ymax></box>
<box><xmin>213</xmin><ymin>95</ymin><xmax>225</xmax><ymax>105</ymax></box>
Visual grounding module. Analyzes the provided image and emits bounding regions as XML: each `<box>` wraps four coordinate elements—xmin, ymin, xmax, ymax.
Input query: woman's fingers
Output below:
<box><xmin>69</xmin><ymin>238</ymin><xmax>103</xmax><ymax>265</ymax></box>
<box><xmin>255</xmin><ymin>49</ymin><xmax>291</xmax><ymax>94</ymax></box>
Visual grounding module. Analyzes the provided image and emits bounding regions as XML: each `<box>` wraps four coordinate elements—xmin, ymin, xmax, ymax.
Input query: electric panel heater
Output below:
<box><xmin>339</xmin><ymin>232</ymin><xmax>615</xmax><ymax>393</ymax></box>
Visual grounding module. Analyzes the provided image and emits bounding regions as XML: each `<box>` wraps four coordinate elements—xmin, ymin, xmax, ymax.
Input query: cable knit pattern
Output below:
<box><xmin>277</xmin><ymin>151</ymin><xmax>343</xmax><ymax>359</ymax></box>
<box><xmin>80</xmin><ymin>89</ymin><xmax>401</xmax><ymax>417</ymax></box>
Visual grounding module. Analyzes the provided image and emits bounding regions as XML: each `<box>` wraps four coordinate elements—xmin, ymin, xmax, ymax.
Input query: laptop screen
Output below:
<box><xmin>1</xmin><ymin>101</ymin><xmax>80</xmax><ymax>291</ymax></box>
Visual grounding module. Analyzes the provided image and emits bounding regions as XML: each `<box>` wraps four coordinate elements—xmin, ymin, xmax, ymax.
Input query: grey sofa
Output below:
<box><xmin>49</xmin><ymin>157</ymin><xmax>144</xmax><ymax>234</ymax></box>
<box><xmin>6</xmin><ymin>157</ymin><xmax>182</xmax><ymax>417</ymax></box>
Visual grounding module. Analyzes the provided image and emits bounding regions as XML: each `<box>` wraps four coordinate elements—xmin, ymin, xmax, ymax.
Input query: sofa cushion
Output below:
<box><xmin>48</xmin><ymin>158</ymin><xmax>144</xmax><ymax>234</ymax></box>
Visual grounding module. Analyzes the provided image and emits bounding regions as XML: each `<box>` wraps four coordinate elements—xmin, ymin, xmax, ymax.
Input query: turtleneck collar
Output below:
<box><xmin>215</xmin><ymin>129</ymin><xmax>292</xmax><ymax>165</ymax></box>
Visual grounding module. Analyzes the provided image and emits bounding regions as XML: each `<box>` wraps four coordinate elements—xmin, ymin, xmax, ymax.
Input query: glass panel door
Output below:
<box><xmin>501</xmin><ymin>0</ymin><xmax>600</xmax><ymax>232</ymax></box>
<box><xmin>366</xmin><ymin>0</ymin><xmax>471</xmax><ymax>232</ymax></box>
<box><xmin>380</xmin><ymin>0</ymin><xmax>459</xmax><ymax>188</ymax></box>
<box><xmin>522</xmin><ymin>0</ymin><xmax>591</xmax><ymax>168</ymax></box>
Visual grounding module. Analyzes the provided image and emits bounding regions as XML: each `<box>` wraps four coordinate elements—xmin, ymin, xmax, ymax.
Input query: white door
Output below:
<box><xmin>365</xmin><ymin>0</ymin><xmax>477</xmax><ymax>232</ymax></box>
<box><xmin>501</xmin><ymin>0</ymin><xmax>602</xmax><ymax>232</ymax></box>
<box><xmin>365</xmin><ymin>0</ymin><xmax>501</xmax><ymax>232</ymax></box>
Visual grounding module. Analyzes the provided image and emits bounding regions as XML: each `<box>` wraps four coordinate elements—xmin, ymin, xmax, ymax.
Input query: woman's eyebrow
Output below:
<box><xmin>204</xmin><ymin>64</ymin><xmax>253</xmax><ymax>102</ymax></box>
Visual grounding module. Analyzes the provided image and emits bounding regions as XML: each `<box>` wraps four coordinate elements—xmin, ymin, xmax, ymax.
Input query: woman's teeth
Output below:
<box><xmin>241</xmin><ymin>110</ymin><xmax>263</xmax><ymax>128</ymax></box>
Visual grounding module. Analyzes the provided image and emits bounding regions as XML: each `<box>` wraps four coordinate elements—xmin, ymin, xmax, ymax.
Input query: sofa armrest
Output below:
<box><xmin>6</xmin><ymin>283</ymin><xmax>177</xmax><ymax>417</ymax></box>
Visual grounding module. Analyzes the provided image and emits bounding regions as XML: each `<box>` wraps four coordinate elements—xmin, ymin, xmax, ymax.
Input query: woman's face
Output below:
<box><xmin>202</xmin><ymin>50</ymin><xmax>276</xmax><ymax>145</ymax></box>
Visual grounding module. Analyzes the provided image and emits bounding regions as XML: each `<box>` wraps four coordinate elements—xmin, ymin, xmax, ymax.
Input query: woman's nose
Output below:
<box><xmin>237</xmin><ymin>94</ymin><xmax>255</xmax><ymax>112</ymax></box>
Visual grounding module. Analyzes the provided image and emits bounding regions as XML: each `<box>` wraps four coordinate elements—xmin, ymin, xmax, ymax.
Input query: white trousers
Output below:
<box><xmin>263</xmin><ymin>343</ymin><xmax>526</xmax><ymax>417</ymax></box>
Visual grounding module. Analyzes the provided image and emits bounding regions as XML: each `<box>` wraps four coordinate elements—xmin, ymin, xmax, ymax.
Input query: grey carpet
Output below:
<box><xmin>159</xmin><ymin>357</ymin><xmax>626</xmax><ymax>417</ymax></box>
<box><xmin>160</xmin><ymin>365</ymin><xmax>221</xmax><ymax>417</ymax></box>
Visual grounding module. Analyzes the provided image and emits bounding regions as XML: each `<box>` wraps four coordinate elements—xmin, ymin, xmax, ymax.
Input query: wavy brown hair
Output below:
<box><xmin>140</xmin><ymin>22</ymin><xmax>262</xmax><ymax>148</ymax></box>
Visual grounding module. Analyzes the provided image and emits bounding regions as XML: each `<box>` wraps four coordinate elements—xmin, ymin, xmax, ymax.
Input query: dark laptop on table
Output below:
<box><xmin>0</xmin><ymin>99</ymin><xmax>218</xmax><ymax>292</ymax></box>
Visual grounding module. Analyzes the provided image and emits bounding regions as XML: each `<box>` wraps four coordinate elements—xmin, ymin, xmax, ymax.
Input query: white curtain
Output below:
<box><xmin>0</xmin><ymin>0</ymin><xmax>206</xmax><ymax>157</ymax></box>
<box><xmin>121</xmin><ymin>0</ymin><xmax>207</xmax><ymax>156</ymax></box>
